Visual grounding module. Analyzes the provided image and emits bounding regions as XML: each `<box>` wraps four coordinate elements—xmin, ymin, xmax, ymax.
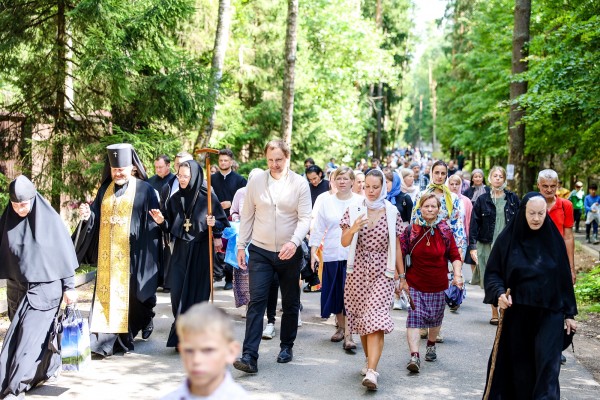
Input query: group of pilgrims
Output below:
<box><xmin>0</xmin><ymin>142</ymin><xmax>578</xmax><ymax>399</ymax></box>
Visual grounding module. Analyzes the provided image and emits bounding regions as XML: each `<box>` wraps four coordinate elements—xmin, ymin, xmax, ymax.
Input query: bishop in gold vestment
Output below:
<box><xmin>74</xmin><ymin>143</ymin><xmax>161</xmax><ymax>356</ymax></box>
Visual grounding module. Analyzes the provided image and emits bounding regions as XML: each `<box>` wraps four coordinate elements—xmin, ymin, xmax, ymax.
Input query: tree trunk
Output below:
<box><xmin>51</xmin><ymin>0</ymin><xmax>68</xmax><ymax>212</ymax></box>
<box><xmin>507</xmin><ymin>0</ymin><xmax>531</xmax><ymax>195</ymax></box>
<box><xmin>194</xmin><ymin>0</ymin><xmax>232</xmax><ymax>151</ymax></box>
<box><xmin>428</xmin><ymin>61</ymin><xmax>437</xmax><ymax>155</ymax></box>
<box><xmin>376</xmin><ymin>82</ymin><xmax>383</xmax><ymax>158</ymax></box>
<box><xmin>281</xmin><ymin>0</ymin><xmax>299</xmax><ymax>146</ymax></box>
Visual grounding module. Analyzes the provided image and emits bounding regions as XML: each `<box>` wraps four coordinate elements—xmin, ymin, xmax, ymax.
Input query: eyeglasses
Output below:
<box><xmin>176</xmin><ymin>174</ymin><xmax>191</xmax><ymax>180</ymax></box>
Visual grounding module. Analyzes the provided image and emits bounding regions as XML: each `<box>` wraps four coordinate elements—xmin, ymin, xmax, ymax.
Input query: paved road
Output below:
<box><xmin>25</xmin><ymin>262</ymin><xmax>600</xmax><ymax>400</ymax></box>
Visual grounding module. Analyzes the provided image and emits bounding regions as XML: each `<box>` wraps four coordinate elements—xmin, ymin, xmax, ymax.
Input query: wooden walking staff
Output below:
<box><xmin>483</xmin><ymin>288</ymin><xmax>511</xmax><ymax>400</ymax></box>
<box><xmin>195</xmin><ymin>148</ymin><xmax>219</xmax><ymax>303</ymax></box>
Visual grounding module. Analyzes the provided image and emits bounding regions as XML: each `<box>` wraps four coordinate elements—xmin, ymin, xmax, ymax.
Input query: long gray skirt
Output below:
<box><xmin>0</xmin><ymin>280</ymin><xmax>62</xmax><ymax>398</ymax></box>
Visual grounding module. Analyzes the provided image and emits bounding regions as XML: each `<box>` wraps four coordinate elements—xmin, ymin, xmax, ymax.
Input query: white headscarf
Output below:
<box><xmin>364</xmin><ymin>170</ymin><xmax>387</xmax><ymax>210</ymax></box>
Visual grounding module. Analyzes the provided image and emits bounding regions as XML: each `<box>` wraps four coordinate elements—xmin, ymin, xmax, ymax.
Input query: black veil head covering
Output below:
<box><xmin>179</xmin><ymin>160</ymin><xmax>204</xmax><ymax>201</ymax></box>
<box><xmin>9</xmin><ymin>176</ymin><xmax>36</xmax><ymax>202</ymax></box>
<box><xmin>483</xmin><ymin>192</ymin><xmax>577</xmax><ymax>316</ymax></box>
<box><xmin>100</xmin><ymin>143</ymin><xmax>148</xmax><ymax>184</ymax></box>
<box><xmin>169</xmin><ymin>160</ymin><xmax>226</xmax><ymax>241</ymax></box>
<box><xmin>0</xmin><ymin>175</ymin><xmax>79</xmax><ymax>282</ymax></box>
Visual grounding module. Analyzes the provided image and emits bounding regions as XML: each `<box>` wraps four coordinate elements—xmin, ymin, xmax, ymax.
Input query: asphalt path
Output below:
<box><xmin>27</xmin><ymin>267</ymin><xmax>600</xmax><ymax>400</ymax></box>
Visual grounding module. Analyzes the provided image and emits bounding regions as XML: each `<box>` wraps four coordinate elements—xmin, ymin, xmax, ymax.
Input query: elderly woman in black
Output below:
<box><xmin>0</xmin><ymin>176</ymin><xmax>78</xmax><ymax>398</ymax></box>
<box><xmin>483</xmin><ymin>193</ymin><xmax>577</xmax><ymax>400</ymax></box>
<box><xmin>149</xmin><ymin>161</ymin><xmax>229</xmax><ymax>348</ymax></box>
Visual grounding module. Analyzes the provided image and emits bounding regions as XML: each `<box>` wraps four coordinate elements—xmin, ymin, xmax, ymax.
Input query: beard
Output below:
<box><xmin>114</xmin><ymin>176</ymin><xmax>130</xmax><ymax>186</ymax></box>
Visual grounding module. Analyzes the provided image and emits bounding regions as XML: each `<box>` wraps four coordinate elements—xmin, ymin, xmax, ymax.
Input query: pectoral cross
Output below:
<box><xmin>184</xmin><ymin>218</ymin><xmax>192</xmax><ymax>232</ymax></box>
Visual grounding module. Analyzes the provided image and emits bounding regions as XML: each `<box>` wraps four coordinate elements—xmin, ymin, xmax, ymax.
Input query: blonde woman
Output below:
<box><xmin>469</xmin><ymin>166</ymin><xmax>520</xmax><ymax>324</ymax></box>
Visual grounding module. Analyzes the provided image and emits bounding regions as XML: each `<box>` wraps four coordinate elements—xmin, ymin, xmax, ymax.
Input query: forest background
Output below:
<box><xmin>1</xmin><ymin>0</ymin><xmax>600</xmax><ymax>326</ymax></box>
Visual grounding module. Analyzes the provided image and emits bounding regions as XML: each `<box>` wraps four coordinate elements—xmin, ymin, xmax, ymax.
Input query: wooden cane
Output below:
<box><xmin>195</xmin><ymin>148</ymin><xmax>219</xmax><ymax>303</ymax></box>
<box><xmin>483</xmin><ymin>288</ymin><xmax>511</xmax><ymax>400</ymax></box>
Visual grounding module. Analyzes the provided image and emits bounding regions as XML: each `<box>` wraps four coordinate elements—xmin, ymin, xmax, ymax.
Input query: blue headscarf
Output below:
<box><xmin>386</xmin><ymin>172</ymin><xmax>402</xmax><ymax>205</ymax></box>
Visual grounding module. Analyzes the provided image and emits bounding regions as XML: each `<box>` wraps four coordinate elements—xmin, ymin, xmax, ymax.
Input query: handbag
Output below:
<box><xmin>404</xmin><ymin>225</ymin><xmax>430</xmax><ymax>269</ymax></box>
<box><xmin>61</xmin><ymin>305</ymin><xmax>91</xmax><ymax>372</ymax></box>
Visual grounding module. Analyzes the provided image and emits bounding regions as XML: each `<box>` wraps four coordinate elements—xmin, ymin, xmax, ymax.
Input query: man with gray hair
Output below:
<box><xmin>410</xmin><ymin>161</ymin><xmax>429</xmax><ymax>191</ymax></box>
<box><xmin>537</xmin><ymin>169</ymin><xmax>575</xmax><ymax>284</ymax></box>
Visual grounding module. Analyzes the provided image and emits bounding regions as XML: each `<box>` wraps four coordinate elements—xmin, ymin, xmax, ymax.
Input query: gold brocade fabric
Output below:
<box><xmin>90</xmin><ymin>179</ymin><xmax>137</xmax><ymax>333</ymax></box>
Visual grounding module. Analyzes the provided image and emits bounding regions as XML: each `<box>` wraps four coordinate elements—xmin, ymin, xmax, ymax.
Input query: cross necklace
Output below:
<box><xmin>182</xmin><ymin>185</ymin><xmax>201</xmax><ymax>233</ymax></box>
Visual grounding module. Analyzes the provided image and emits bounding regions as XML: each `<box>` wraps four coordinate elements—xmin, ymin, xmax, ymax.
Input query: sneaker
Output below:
<box><xmin>393</xmin><ymin>298</ymin><xmax>403</xmax><ymax>310</ymax></box>
<box><xmin>406</xmin><ymin>355</ymin><xmax>420</xmax><ymax>373</ymax></box>
<box><xmin>298</xmin><ymin>311</ymin><xmax>303</xmax><ymax>327</ymax></box>
<box><xmin>436</xmin><ymin>333</ymin><xmax>444</xmax><ymax>343</ymax></box>
<box><xmin>262</xmin><ymin>323</ymin><xmax>275</xmax><ymax>340</ymax></box>
<box><xmin>360</xmin><ymin>358</ymin><xmax>368</xmax><ymax>376</ymax></box>
<box><xmin>420</xmin><ymin>328</ymin><xmax>428</xmax><ymax>339</ymax></box>
<box><xmin>362</xmin><ymin>369</ymin><xmax>379</xmax><ymax>390</ymax></box>
<box><xmin>425</xmin><ymin>345</ymin><xmax>437</xmax><ymax>362</ymax></box>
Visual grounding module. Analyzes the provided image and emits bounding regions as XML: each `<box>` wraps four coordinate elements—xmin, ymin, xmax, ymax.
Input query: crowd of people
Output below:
<box><xmin>0</xmin><ymin>141</ymin><xmax>595</xmax><ymax>398</ymax></box>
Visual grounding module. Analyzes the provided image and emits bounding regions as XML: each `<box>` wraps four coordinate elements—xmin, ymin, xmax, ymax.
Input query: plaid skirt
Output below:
<box><xmin>406</xmin><ymin>287</ymin><xmax>445</xmax><ymax>328</ymax></box>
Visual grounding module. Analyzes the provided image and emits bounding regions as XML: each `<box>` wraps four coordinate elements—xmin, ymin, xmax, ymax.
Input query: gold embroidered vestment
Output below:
<box><xmin>90</xmin><ymin>179</ymin><xmax>137</xmax><ymax>333</ymax></box>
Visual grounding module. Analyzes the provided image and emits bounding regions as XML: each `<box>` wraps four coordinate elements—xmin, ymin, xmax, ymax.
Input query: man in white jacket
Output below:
<box><xmin>233</xmin><ymin>140</ymin><xmax>312</xmax><ymax>373</ymax></box>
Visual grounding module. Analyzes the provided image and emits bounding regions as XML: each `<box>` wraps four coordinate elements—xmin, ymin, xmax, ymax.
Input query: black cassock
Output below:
<box><xmin>159</xmin><ymin>161</ymin><xmax>229</xmax><ymax>347</ymax></box>
<box><xmin>0</xmin><ymin>177</ymin><xmax>78</xmax><ymax>398</ymax></box>
<box><xmin>74</xmin><ymin>178</ymin><xmax>161</xmax><ymax>356</ymax></box>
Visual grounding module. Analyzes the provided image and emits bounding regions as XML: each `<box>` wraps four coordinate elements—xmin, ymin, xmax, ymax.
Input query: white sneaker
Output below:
<box><xmin>393</xmin><ymin>298</ymin><xmax>403</xmax><ymax>310</ymax></box>
<box><xmin>362</xmin><ymin>369</ymin><xmax>379</xmax><ymax>390</ymax></box>
<box><xmin>297</xmin><ymin>311</ymin><xmax>303</xmax><ymax>327</ymax></box>
<box><xmin>360</xmin><ymin>358</ymin><xmax>368</xmax><ymax>376</ymax></box>
<box><xmin>262</xmin><ymin>323</ymin><xmax>275</xmax><ymax>339</ymax></box>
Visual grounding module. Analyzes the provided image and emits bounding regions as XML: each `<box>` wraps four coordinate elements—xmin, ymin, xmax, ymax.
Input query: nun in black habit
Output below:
<box><xmin>149</xmin><ymin>160</ymin><xmax>229</xmax><ymax>347</ymax></box>
<box><xmin>0</xmin><ymin>176</ymin><xmax>78</xmax><ymax>399</ymax></box>
<box><xmin>483</xmin><ymin>192</ymin><xmax>577</xmax><ymax>400</ymax></box>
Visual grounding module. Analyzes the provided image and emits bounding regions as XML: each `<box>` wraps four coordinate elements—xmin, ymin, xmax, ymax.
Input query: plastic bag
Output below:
<box><xmin>222</xmin><ymin>222</ymin><xmax>249</xmax><ymax>269</ymax></box>
<box><xmin>61</xmin><ymin>305</ymin><xmax>91</xmax><ymax>372</ymax></box>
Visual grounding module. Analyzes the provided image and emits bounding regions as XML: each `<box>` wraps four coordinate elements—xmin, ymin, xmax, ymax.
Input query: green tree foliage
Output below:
<box><xmin>210</xmin><ymin>0</ymin><xmax>411</xmax><ymax>172</ymax></box>
<box><xmin>0</xmin><ymin>0</ymin><xmax>211</xmax><ymax>206</ymax></box>
<box><xmin>520</xmin><ymin>0</ymin><xmax>600</xmax><ymax>178</ymax></box>
<box><xmin>410</xmin><ymin>0</ymin><xmax>599</xmax><ymax>184</ymax></box>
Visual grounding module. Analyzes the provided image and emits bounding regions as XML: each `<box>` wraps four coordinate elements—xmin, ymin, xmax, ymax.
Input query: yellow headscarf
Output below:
<box><xmin>414</xmin><ymin>183</ymin><xmax>454</xmax><ymax>217</ymax></box>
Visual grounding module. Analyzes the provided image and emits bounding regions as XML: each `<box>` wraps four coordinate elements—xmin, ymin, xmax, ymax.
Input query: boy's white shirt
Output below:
<box><xmin>160</xmin><ymin>370</ymin><xmax>248</xmax><ymax>400</ymax></box>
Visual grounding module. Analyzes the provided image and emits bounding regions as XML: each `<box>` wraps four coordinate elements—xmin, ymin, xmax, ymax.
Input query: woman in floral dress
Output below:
<box><xmin>341</xmin><ymin>169</ymin><xmax>404</xmax><ymax>391</ymax></box>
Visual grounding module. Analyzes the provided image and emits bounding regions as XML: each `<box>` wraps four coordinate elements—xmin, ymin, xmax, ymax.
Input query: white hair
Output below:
<box><xmin>537</xmin><ymin>169</ymin><xmax>558</xmax><ymax>183</ymax></box>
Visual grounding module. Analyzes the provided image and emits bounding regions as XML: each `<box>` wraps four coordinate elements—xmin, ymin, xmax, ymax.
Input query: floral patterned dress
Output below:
<box><xmin>340</xmin><ymin>209</ymin><xmax>402</xmax><ymax>335</ymax></box>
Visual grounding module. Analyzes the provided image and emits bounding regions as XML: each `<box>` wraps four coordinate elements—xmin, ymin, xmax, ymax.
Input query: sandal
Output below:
<box><xmin>489</xmin><ymin>318</ymin><xmax>499</xmax><ymax>326</ymax></box>
<box><xmin>331</xmin><ymin>327</ymin><xmax>344</xmax><ymax>342</ymax></box>
<box><xmin>343</xmin><ymin>335</ymin><xmax>357</xmax><ymax>350</ymax></box>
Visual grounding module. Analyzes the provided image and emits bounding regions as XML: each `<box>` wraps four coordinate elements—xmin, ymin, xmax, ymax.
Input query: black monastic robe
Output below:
<box><xmin>161</xmin><ymin>161</ymin><xmax>229</xmax><ymax>347</ymax></box>
<box><xmin>0</xmin><ymin>186</ymin><xmax>78</xmax><ymax>397</ymax></box>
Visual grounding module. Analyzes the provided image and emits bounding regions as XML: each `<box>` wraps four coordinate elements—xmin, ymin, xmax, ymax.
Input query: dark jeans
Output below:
<box><xmin>242</xmin><ymin>244</ymin><xmax>301</xmax><ymax>360</ymax></box>
<box><xmin>266</xmin><ymin>273</ymin><xmax>280</xmax><ymax>324</ymax></box>
<box><xmin>213</xmin><ymin>252</ymin><xmax>233</xmax><ymax>283</ymax></box>
<box><xmin>574</xmin><ymin>209</ymin><xmax>582</xmax><ymax>232</ymax></box>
